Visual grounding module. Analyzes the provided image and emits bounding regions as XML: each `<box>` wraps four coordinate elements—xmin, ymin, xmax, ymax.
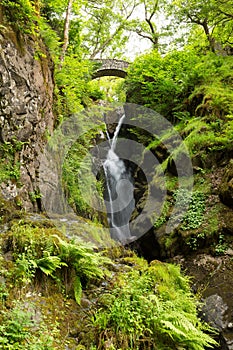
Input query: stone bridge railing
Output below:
<box><xmin>92</xmin><ymin>59</ymin><xmax>130</xmax><ymax>79</ymax></box>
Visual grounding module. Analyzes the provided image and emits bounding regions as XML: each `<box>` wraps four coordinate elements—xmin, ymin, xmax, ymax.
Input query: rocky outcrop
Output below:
<box><xmin>172</xmin><ymin>254</ymin><xmax>233</xmax><ymax>350</ymax></box>
<box><xmin>0</xmin><ymin>32</ymin><xmax>55</xmax><ymax>211</ymax></box>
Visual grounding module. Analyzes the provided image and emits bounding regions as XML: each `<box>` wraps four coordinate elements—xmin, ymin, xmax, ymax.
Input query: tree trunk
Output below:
<box><xmin>202</xmin><ymin>18</ymin><xmax>216</xmax><ymax>52</ymax></box>
<box><xmin>59</xmin><ymin>0</ymin><xmax>73</xmax><ymax>69</ymax></box>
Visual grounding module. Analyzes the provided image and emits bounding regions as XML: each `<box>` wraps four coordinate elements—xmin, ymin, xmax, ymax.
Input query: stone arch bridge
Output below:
<box><xmin>92</xmin><ymin>59</ymin><xmax>129</xmax><ymax>79</ymax></box>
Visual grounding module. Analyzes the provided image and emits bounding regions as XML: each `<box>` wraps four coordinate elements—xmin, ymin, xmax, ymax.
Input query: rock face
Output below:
<box><xmin>219</xmin><ymin>160</ymin><xmax>233</xmax><ymax>208</ymax></box>
<box><xmin>0</xmin><ymin>32</ymin><xmax>55</xmax><ymax>210</ymax></box>
<box><xmin>175</xmin><ymin>254</ymin><xmax>233</xmax><ymax>350</ymax></box>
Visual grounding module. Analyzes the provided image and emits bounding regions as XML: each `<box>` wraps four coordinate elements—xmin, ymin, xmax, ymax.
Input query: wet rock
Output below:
<box><xmin>129</xmin><ymin>229</ymin><xmax>161</xmax><ymax>261</ymax></box>
<box><xmin>0</xmin><ymin>181</ymin><xmax>18</xmax><ymax>200</ymax></box>
<box><xmin>225</xmin><ymin>248</ymin><xmax>233</xmax><ymax>256</ymax></box>
<box><xmin>104</xmin><ymin>106</ymin><xmax>124</xmax><ymax>135</ymax></box>
<box><xmin>202</xmin><ymin>294</ymin><xmax>228</xmax><ymax>331</ymax></box>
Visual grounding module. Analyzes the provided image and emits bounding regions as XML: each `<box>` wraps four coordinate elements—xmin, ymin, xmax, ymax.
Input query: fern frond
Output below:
<box><xmin>36</xmin><ymin>254</ymin><xmax>67</xmax><ymax>276</ymax></box>
<box><xmin>160</xmin><ymin>320</ymin><xmax>186</xmax><ymax>338</ymax></box>
<box><xmin>74</xmin><ymin>276</ymin><xmax>82</xmax><ymax>305</ymax></box>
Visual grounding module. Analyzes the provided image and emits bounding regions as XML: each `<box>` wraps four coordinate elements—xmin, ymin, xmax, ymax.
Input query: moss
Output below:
<box><xmin>0</xmin><ymin>193</ymin><xmax>22</xmax><ymax>224</ymax></box>
<box><xmin>219</xmin><ymin>160</ymin><xmax>233</xmax><ymax>207</ymax></box>
<box><xmin>193</xmin><ymin>172</ymin><xmax>211</xmax><ymax>194</ymax></box>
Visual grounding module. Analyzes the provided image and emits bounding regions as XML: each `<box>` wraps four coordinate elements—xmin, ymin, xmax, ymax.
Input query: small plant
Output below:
<box><xmin>0</xmin><ymin>302</ymin><xmax>56</xmax><ymax>349</ymax></box>
<box><xmin>0</xmin><ymin>282</ymin><xmax>8</xmax><ymax>304</ymax></box>
<box><xmin>29</xmin><ymin>190</ymin><xmax>42</xmax><ymax>203</ymax></box>
<box><xmin>1</xmin><ymin>0</ymin><xmax>39</xmax><ymax>35</ymax></box>
<box><xmin>186</xmin><ymin>232</ymin><xmax>206</xmax><ymax>251</ymax></box>
<box><xmin>154</xmin><ymin>201</ymin><xmax>170</xmax><ymax>228</ymax></box>
<box><xmin>215</xmin><ymin>234</ymin><xmax>228</xmax><ymax>255</ymax></box>
<box><xmin>3</xmin><ymin>222</ymin><xmax>111</xmax><ymax>304</ymax></box>
<box><xmin>173</xmin><ymin>189</ymin><xmax>206</xmax><ymax>231</ymax></box>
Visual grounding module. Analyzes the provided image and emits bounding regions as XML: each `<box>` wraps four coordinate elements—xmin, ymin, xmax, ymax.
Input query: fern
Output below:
<box><xmin>161</xmin><ymin>320</ymin><xmax>187</xmax><ymax>338</ymax></box>
<box><xmin>36</xmin><ymin>253</ymin><xmax>67</xmax><ymax>276</ymax></box>
<box><xmin>93</xmin><ymin>262</ymin><xmax>218</xmax><ymax>350</ymax></box>
<box><xmin>53</xmin><ymin>235</ymin><xmax>111</xmax><ymax>304</ymax></box>
<box><xmin>73</xmin><ymin>276</ymin><xmax>82</xmax><ymax>305</ymax></box>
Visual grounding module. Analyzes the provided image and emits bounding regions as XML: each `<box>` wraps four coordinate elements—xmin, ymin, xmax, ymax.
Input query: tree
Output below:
<box><xmin>127</xmin><ymin>0</ymin><xmax>160</xmax><ymax>50</ymax></box>
<box><xmin>81</xmin><ymin>0</ymin><xmax>139</xmax><ymax>58</ymax></box>
<box><xmin>41</xmin><ymin>0</ymin><xmax>83</xmax><ymax>62</ymax></box>
<box><xmin>59</xmin><ymin>0</ymin><xmax>73</xmax><ymax>67</ymax></box>
<box><xmin>170</xmin><ymin>0</ymin><xmax>233</xmax><ymax>53</ymax></box>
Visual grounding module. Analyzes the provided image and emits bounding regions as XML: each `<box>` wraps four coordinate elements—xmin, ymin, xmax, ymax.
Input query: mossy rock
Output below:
<box><xmin>219</xmin><ymin>160</ymin><xmax>233</xmax><ymax>207</ymax></box>
<box><xmin>219</xmin><ymin>205</ymin><xmax>233</xmax><ymax>236</ymax></box>
<box><xmin>0</xmin><ymin>193</ymin><xmax>22</xmax><ymax>224</ymax></box>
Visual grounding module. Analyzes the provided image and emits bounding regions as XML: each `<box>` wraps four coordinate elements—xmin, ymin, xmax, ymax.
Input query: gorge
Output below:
<box><xmin>0</xmin><ymin>1</ymin><xmax>233</xmax><ymax>349</ymax></box>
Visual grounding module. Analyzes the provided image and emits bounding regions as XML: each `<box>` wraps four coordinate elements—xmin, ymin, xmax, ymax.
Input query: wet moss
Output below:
<box><xmin>0</xmin><ymin>193</ymin><xmax>22</xmax><ymax>224</ymax></box>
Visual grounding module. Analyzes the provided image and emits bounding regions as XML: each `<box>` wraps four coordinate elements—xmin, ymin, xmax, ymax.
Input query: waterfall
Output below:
<box><xmin>103</xmin><ymin>114</ymin><xmax>135</xmax><ymax>243</ymax></box>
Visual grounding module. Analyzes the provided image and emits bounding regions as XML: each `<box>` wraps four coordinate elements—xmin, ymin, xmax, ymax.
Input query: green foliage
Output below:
<box><xmin>80</xmin><ymin>0</ymin><xmax>133</xmax><ymax>58</ymax></box>
<box><xmin>125</xmin><ymin>49</ymin><xmax>200</xmax><ymax>118</ymax></box>
<box><xmin>174</xmin><ymin>189</ymin><xmax>206</xmax><ymax>231</ymax></box>
<box><xmin>0</xmin><ymin>302</ymin><xmax>56</xmax><ymax>349</ymax></box>
<box><xmin>9</xmin><ymin>225</ymin><xmax>66</xmax><ymax>285</ymax></box>
<box><xmin>186</xmin><ymin>232</ymin><xmax>206</xmax><ymax>251</ymax></box>
<box><xmin>36</xmin><ymin>253</ymin><xmax>67</xmax><ymax>276</ymax></box>
<box><xmin>54</xmin><ymin>235</ymin><xmax>111</xmax><ymax>303</ymax></box>
<box><xmin>0</xmin><ymin>141</ymin><xmax>23</xmax><ymax>182</ymax></box>
<box><xmin>29</xmin><ymin>191</ymin><xmax>42</xmax><ymax>203</ymax></box>
<box><xmin>5</xmin><ymin>222</ymin><xmax>57</xmax><ymax>259</ymax></box>
<box><xmin>170</xmin><ymin>0</ymin><xmax>233</xmax><ymax>52</ymax></box>
<box><xmin>93</xmin><ymin>259</ymin><xmax>217</xmax><ymax>349</ymax></box>
<box><xmin>73</xmin><ymin>276</ymin><xmax>82</xmax><ymax>304</ymax></box>
<box><xmin>182</xmin><ymin>115</ymin><xmax>233</xmax><ymax>158</ymax></box>
<box><xmin>55</xmin><ymin>56</ymin><xmax>100</xmax><ymax>112</ymax></box>
<box><xmin>39</xmin><ymin>19</ymin><xmax>61</xmax><ymax>59</ymax></box>
<box><xmin>125</xmin><ymin>49</ymin><xmax>233</xmax><ymax>123</ymax></box>
<box><xmin>89</xmin><ymin>77</ymin><xmax>126</xmax><ymax>102</ymax></box>
<box><xmin>3</xmin><ymin>222</ymin><xmax>110</xmax><ymax>304</ymax></box>
<box><xmin>215</xmin><ymin>234</ymin><xmax>228</xmax><ymax>256</ymax></box>
<box><xmin>62</xmin><ymin>132</ymin><xmax>105</xmax><ymax>219</ymax></box>
<box><xmin>1</xmin><ymin>0</ymin><xmax>39</xmax><ymax>35</ymax></box>
<box><xmin>154</xmin><ymin>201</ymin><xmax>170</xmax><ymax>228</ymax></box>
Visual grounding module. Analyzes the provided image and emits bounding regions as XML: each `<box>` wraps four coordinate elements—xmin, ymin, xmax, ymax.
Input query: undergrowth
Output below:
<box><xmin>2</xmin><ymin>222</ymin><xmax>111</xmax><ymax>304</ymax></box>
<box><xmin>93</xmin><ymin>258</ymin><xmax>217</xmax><ymax>350</ymax></box>
<box><xmin>0</xmin><ymin>302</ymin><xmax>57</xmax><ymax>349</ymax></box>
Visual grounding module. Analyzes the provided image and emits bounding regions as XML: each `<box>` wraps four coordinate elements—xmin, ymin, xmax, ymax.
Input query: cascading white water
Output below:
<box><xmin>103</xmin><ymin>114</ymin><xmax>135</xmax><ymax>243</ymax></box>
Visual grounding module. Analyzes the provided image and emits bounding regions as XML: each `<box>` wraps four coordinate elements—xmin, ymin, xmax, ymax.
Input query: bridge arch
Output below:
<box><xmin>92</xmin><ymin>59</ymin><xmax>129</xmax><ymax>79</ymax></box>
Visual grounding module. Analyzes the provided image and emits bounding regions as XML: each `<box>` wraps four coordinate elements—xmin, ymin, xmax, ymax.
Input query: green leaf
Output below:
<box><xmin>74</xmin><ymin>276</ymin><xmax>82</xmax><ymax>305</ymax></box>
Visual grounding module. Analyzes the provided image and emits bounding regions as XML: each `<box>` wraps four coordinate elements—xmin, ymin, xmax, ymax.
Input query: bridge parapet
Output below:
<box><xmin>92</xmin><ymin>59</ymin><xmax>130</xmax><ymax>79</ymax></box>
